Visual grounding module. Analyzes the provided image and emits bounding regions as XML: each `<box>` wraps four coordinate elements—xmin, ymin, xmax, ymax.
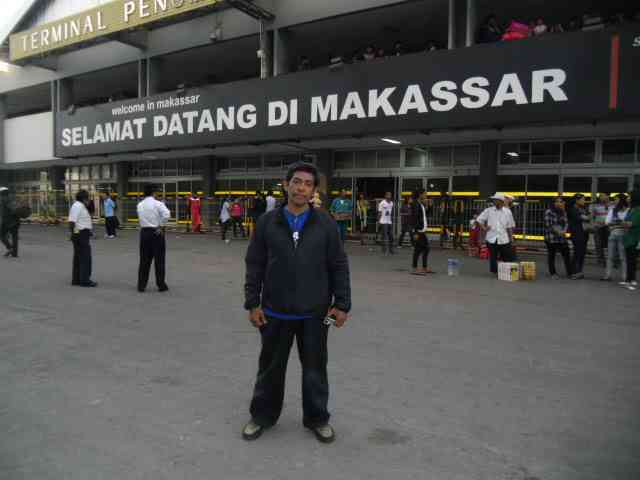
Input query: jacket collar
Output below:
<box><xmin>276</xmin><ymin>203</ymin><xmax>316</xmax><ymax>226</ymax></box>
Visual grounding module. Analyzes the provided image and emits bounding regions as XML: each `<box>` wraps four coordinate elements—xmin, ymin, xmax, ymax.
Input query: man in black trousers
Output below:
<box><xmin>137</xmin><ymin>184</ymin><xmax>171</xmax><ymax>292</ymax></box>
<box><xmin>243</xmin><ymin>161</ymin><xmax>351</xmax><ymax>444</ymax></box>
<box><xmin>69</xmin><ymin>190</ymin><xmax>97</xmax><ymax>287</ymax></box>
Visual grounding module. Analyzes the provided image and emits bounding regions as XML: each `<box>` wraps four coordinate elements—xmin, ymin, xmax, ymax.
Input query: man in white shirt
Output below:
<box><xmin>265</xmin><ymin>190</ymin><xmax>277</xmax><ymax>213</ymax></box>
<box><xmin>378</xmin><ymin>191</ymin><xmax>395</xmax><ymax>255</ymax></box>
<box><xmin>477</xmin><ymin>193</ymin><xmax>516</xmax><ymax>274</ymax></box>
<box><xmin>219</xmin><ymin>197</ymin><xmax>232</xmax><ymax>241</ymax></box>
<box><xmin>411</xmin><ymin>192</ymin><xmax>434</xmax><ymax>275</ymax></box>
<box><xmin>137</xmin><ymin>184</ymin><xmax>171</xmax><ymax>292</ymax></box>
<box><xmin>68</xmin><ymin>190</ymin><xmax>97</xmax><ymax>287</ymax></box>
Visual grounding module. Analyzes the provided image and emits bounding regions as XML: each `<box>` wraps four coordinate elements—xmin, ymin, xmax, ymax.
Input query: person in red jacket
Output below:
<box><xmin>189</xmin><ymin>193</ymin><xmax>203</xmax><ymax>233</ymax></box>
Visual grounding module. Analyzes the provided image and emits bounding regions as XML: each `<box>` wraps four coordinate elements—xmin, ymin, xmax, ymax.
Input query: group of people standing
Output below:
<box><xmin>68</xmin><ymin>185</ymin><xmax>171</xmax><ymax>292</ymax></box>
<box><xmin>219</xmin><ymin>191</ymin><xmax>278</xmax><ymax>241</ymax></box>
<box><xmin>544</xmin><ymin>191</ymin><xmax>640</xmax><ymax>290</ymax></box>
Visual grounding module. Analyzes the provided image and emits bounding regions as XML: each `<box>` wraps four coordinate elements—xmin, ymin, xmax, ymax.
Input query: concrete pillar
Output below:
<box><xmin>314</xmin><ymin>150</ymin><xmax>333</xmax><ymax>206</ymax></box>
<box><xmin>273</xmin><ymin>28</ymin><xmax>292</xmax><ymax>76</ymax></box>
<box><xmin>138</xmin><ymin>59</ymin><xmax>148</xmax><ymax>98</ymax></box>
<box><xmin>259</xmin><ymin>22</ymin><xmax>273</xmax><ymax>79</ymax></box>
<box><xmin>479</xmin><ymin>141</ymin><xmax>499</xmax><ymax>197</ymax></box>
<box><xmin>48</xmin><ymin>166</ymin><xmax>66</xmax><ymax>217</ymax></box>
<box><xmin>147</xmin><ymin>58</ymin><xmax>162</xmax><ymax>96</ymax></box>
<box><xmin>116</xmin><ymin>162</ymin><xmax>130</xmax><ymax>224</ymax></box>
<box><xmin>58</xmin><ymin>78</ymin><xmax>74</xmax><ymax>111</ymax></box>
<box><xmin>0</xmin><ymin>95</ymin><xmax>6</xmax><ymax>166</ymax></box>
<box><xmin>201</xmin><ymin>157</ymin><xmax>218</xmax><ymax>230</ymax></box>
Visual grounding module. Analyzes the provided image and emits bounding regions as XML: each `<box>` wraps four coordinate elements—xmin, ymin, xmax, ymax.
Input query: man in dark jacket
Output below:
<box><xmin>243</xmin><ymin>162</ymin><xmax>351</xmax><ymax>444</ymax></box>
<box><xmin>0</xmin><ymin>188</ymin><xmax>20</xmax><ymax>258</ymax></box>
<box><xmin>567</xmin><ymin>193</ymin><xmax>589</xmax><ymax>279</ymax></box>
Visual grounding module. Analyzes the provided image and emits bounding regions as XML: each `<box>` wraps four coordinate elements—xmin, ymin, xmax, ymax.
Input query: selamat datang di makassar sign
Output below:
<box><xmin>55</xmin><ymin>28</ymin><xmax>636</xmax><ymax>158</ymax></box>
<box><xmin>10</xmin><ymin>0</ymin><xmax>221</xmax><ymax>62</ymax></box>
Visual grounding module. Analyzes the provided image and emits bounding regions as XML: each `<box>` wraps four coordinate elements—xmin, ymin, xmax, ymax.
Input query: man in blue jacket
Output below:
<box><xmin>243</xmin><ymin>162</ymin><xmax>351</xmax><ymax>444</ymax></box>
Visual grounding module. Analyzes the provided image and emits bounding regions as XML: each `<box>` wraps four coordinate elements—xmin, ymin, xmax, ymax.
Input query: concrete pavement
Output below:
<box><xmin>0</xmin><ymin>225</ymin><xmax>638</xmax><ymax>480</ymax></box>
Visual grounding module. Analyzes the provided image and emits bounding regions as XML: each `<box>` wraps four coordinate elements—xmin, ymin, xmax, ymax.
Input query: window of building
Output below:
<box><xmin>377</xmin><ymin>150</ymin><xmax>400</xmax><ymax>168</ymax></box>
<box><xmin>334</xmin><ymin>151</ymin><xmax>354</xmax><ymax>169</ymax></box>
<box><xmin>332</xmin><ymin>177</ymin><xmax>353</xmax><ymax>192</ymax></box>
<box><xmin>501</xmin><ymin>143</ymin><xmax>530</xmax><ymax>165</ymax></box>
<box><xmin>229</xmin><ymin>179</ymin><xmax>245</xmax><ymax>191</ymax></box>
<box><xmin>602</xmin><ymin>139</ymin><xmax>636</xmax><ymax>164</ymax></box>
<box><xmin>527</xmin><ymin>175</ymin><xmax>559</xmax><ymax>194</ymax></box>
<box><xmin>80</xmin><ymin>166</ymin><xmax>90</xmax><ymax>181</ymax></box>
<box><xmin>497</xmin><ymin>175</ymin><xmax>526</xmax><ymax>193</ymax></box>
<box><xmin>429</xmin><ymin>147</ymin><xmax>452</xmax><ymax>168</ymax></box>
<box><xmin>246</xmin><ymin>158</ymin><xmax>262</xmax><ymax>170</ymax></box>
<box><xmin>164</xmin><ymin>159</ymin><xmax>177</xmax><ymax>176</ymax></box>
<box><xmin>563</xmin><ymin>176</ymin><xmax>592</xmax><ymax>194</ymax></box>
<box><xmin>246</xmin><ymin>179</ymin><xmax>262</xmax><ymax>192</ymax></box>
<box><xmin>597</xmin><ymin>177</ymin><xmax>629</xmax><ymax>195</ymax></box>
<box><xmin>355</xmin><ymin>150</ymin><xmax>377</xmax><ymax>169</ymax></box>
<box><xmin>70</xmin><ymin>167</ymin><xmax>79</xmax><ymax>181</ymax></box>
<box><xmin>192</xmin><ymin>158</ymin><xmax>205</xmax><ymax>175</ymax></box>
<box><xmin>531</xmin><ymin>142</ymin><xmax>561</xmax><ymax>164</ymax></box>
<box><xmin>426</xmin><ymin>177</ymin><xmax>449</xmax><ymax>194</ymax></box>
<box><xmin>452</xmin><ymin>176</ymin><xmax>479</xmax><ymax>192</ymax></box>
<box><xmin>402</xmin><ymin>178</ymin><xmax>423</xmax><ymax>195</ymax></box>
<box><xmin>91</xmin><ymin>165</ymin><xmax>101</xmax><ymax>180</ymax></box>
<box><xmin>101</xmin><ymin>164</ymin><xmax>112</xmax><ymax>180</ymax></box>
<box><xmin>405</xmin><ymin>148</ymin><xmax>425</xmax><ymax>168</ymax></box>
<box><xmin>283</xmin><ymin>155</ymin><xmax>301</xmax><ymax>167</ymax></box>
<box><xmin>177</xmin><ymin>159</ymin><xmax>192</xmax><ymax>176</ymax></box>
<box><xmin>215</xmin><ymin>180</ymin><xmax>230</xmax><ymax>192</ymax></box>
<box><xmin>563</xmin><ymin>140</ymin><xmax>595</xmax><ymax>164</ymax></box>
<box><xmin>453</xmin><ymin>145</ymin><xmax>479</xmax><ymax>166</ymax></box>
<box><xmin>264</xmin><ymin>156</ymin><xmax>283</xmax><ymax>169</ymax></box>
<box><xmin>150</xmin><ymin>160</ymin><xmax>163</xmax><ymax>177</ymax></box>
<box><xmin>228</xmin><ymin>158</ymin><xmax>246</xmax><ymax>171</ymax></box>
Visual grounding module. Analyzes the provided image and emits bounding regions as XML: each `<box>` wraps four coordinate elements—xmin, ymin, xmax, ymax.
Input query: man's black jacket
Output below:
<box><xmin>244</xmin><ymin>205</ymin><xmax>351</xmax><ymax>317</ymax></box>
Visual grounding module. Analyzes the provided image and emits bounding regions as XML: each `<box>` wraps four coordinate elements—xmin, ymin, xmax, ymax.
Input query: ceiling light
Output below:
<box><xmin>506</xmin><ymin>152</ymin><xmax>519</xmax><ymax>157</ymax></box>
<box><xmin>381</xmin><ymin>138</ymin><xmax>401</xmax><ymax>145</ymax></box>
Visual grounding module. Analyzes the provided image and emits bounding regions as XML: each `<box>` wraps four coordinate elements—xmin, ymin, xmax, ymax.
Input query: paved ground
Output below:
<box><xmin>0</xmin><ymin>225</ymin><xmax>638</xmax><ymax>480</ymax></box>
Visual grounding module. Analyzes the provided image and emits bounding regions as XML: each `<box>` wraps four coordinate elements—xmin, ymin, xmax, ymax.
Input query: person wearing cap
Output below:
<box><xmin>137</xmin><ymin>184</ymin><xmax>171</xmax><ymax>293</ymax></box>
<box><xmin>0</xmin><ymin>187</ymin><xmax>20</xmax><ymax>258</ymax></box>
<box><xmin>69</xmin><ymin>190</ymin><xmax>97</xmax><ymax>287</ymax></box>
<box><xmin>477</xmin><ymin>193</ymin><xmax>516</xmax><ymax>274</ymax></box>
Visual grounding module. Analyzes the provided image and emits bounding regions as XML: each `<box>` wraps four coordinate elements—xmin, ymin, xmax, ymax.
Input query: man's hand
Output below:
<box><xmin>329</xmin><ymin>307</ymin><xmax>348</xmax><ymax>328</ymax></box>
<box><xmin>249</xmin><ymin>308</ymin><xmax>267</xmax><ymax>328</ymax></box>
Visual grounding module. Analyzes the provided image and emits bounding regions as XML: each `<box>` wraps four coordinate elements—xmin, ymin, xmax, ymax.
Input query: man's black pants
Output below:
<box><xmin>412</xmin><ymin>232</ymin><xmax>430</xmax><ymax>268</ymax></box>
<box><xmin>72</xmin><ymin>230</ymin><xmax>92</xmax><ymax>285</ymax></box>
<box><xmin>250</xmin><ymin>316</ymin><xmax>330</xmax><ymax>429</ymax></box>
<box><xmin>105</xmin><ymin>217</ymin><xmax>117</xmax><ymax>237</ymax></box>
<box><xmin>138</xmin><ymin>228</ymin><xmax>167</xmax><ymax>290</ymax></box>
<box><xmin>545</xmin><ymin>241</ymin><xmax>572</xmax><ymax>277</ymax></box>
<box><xmin>487</xmin><ymin>242</ymin><xmax>514</xmax><ymax>274</ymax></box>
<box><xmin>571</xmin><ymin>234</ymin><xmax>587</xmax><ymax>275</ymax></box>
<box><xmin>594</xmin><ymin>226</ymin><xmax>609</xmax><ymax>262</ymax></box>
<box><xmin>1</xmin><ymin>227</ymin><xmax>18</xmax><ymax>257</ymax></box>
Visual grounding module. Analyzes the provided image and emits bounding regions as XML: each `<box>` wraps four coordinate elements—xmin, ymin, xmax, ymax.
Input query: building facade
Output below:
<box><xmin>1</xmin><ymin>0</ymin><xmax>639</xmax><ymax>238</ymax></box>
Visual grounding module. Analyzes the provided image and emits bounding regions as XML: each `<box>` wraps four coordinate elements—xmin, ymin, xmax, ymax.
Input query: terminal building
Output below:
<box><xmin>0</xmin><ymin>0</ymin><xmax>639</xmax><ymax>238</ymax></box>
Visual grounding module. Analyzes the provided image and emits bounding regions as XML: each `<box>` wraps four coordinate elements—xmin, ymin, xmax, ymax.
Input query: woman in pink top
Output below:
<box><xmin>230</xmin><ymin>199</ymin><xmax>246</xmax><ymax>238</ymax></box>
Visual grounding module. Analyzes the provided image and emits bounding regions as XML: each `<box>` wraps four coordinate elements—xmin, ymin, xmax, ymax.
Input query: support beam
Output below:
<box><xmin>227</xmin><ymin>0</ymin><xmax>275</xmax><ymax>20</ymax></box>
<box><xmin>273</xmin><ymin>28</ymin><xmax>292</xmax><ymax>77</ymax></box>
<box><xmin>466</xmin><ymin>0</ymin><xmax>476</xmax><ymax>47</ymax></box>
<box><xmin>259</xmin><ymin>22</ymin><xmax>273</xmax><ymax>79</ymax></box>
<box><xmin>113</xmin><ymin>31</ymin><xmax>148</xmax><ymax>50</ymax></box>
<box><xmin>448</xmin><ymin>0</ymin><xmax>456</xmax><ymax>50</ymax></box>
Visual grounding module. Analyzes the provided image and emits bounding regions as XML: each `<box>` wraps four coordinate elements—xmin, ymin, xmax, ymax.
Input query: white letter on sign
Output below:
<box><xmin>124</xmin><ymin>1</ymin><xmax>136</xmax><ymax>22</ymax></box>
<box><xmin>268</xmin><ymin>101</ymin><xmax>288</xmax><ymax>127</ymax></box>
<box><xmin>531</xmin><ymin>69</ymin><xmax>568</xmax><ymax>104</ymax></box>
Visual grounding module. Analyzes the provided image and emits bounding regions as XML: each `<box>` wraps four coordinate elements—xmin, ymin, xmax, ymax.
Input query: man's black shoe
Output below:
<box><xmin>306</xmin><ymin>423</ymin><xmax>335</xmax><ymax>444</ymax></box>
<box><xmin>3</xmin><ymin>251</ymin><xmax>11</xmax><ymax>257</ymax></box>
<box><xmin>158</xmin><ymin>285</ymin><xmax>169</xmax><ymax>292</ymax></box>
<box><xmin>80</xmin><ymin>281</ymin><xmax>98</xmax><ymax>287</ymax></box>
<box><xmin>137</xmin><ymin>287</ymin><xmax>145</xmax><ymax>293</ymax></box>
<box><xmin>242</xmin><ymin>420</ymin><xmax>266</xmax><ymax>441</ymax></box>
